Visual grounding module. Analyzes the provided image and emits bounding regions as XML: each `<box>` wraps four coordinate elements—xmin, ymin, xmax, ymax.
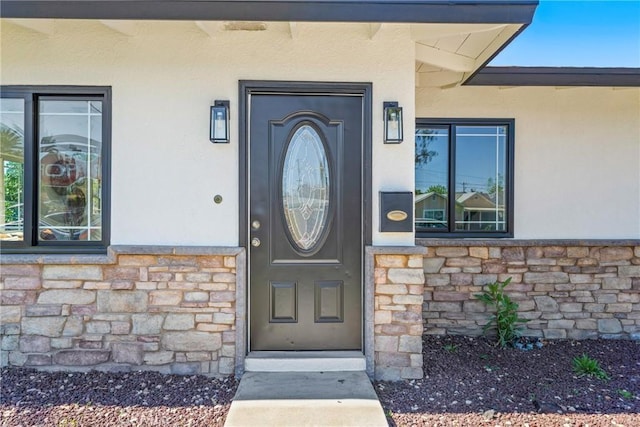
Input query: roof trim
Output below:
<box><xmin>466</xmin><ymin>66</ymin><xmax>640</xmax><ymax>87</ymax></box>
<box><xmin>1</xmin><ymin>0</ymin><xmax>538</xmax><ymax>23</ymax></box>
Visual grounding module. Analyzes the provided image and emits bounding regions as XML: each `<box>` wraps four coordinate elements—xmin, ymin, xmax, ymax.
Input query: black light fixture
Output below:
<box><xmin>210</xmin><ymin>100</ymin><xmax>230</xmax><ymax>143</ymax></box>
<box><xmin>383</xmin><ymin>101</ymin><xmax>403</xmax><ymax>144</ymax></box>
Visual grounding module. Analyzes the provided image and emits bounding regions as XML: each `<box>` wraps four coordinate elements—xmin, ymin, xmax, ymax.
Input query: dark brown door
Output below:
<box><xmin>249</xmin><ymin>92</ymin><xmax>363</xmax><ymax>350</ymax></box>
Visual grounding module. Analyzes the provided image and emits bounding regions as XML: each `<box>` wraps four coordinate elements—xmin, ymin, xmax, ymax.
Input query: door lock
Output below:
<box><xmin>251</xmin><ymin>220</ymin><xmax>261</xmax><ymax>230</ymax></box>
<box><xmin>251</xmin><ymin>237</ymin><xmax>261</xmax><ymax>247</ymax></box>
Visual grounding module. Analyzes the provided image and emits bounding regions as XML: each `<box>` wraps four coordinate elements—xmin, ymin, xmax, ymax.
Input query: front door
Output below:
<box><xmin>246</xmin><ymin>86</ymin><xmax>366</xmax><ymax>351</ymax></box>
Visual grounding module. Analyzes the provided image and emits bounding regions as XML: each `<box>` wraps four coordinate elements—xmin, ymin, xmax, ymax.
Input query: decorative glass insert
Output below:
<box><xmin>0</xmin><ymin>98</ymin><xmax>25</xmax><ymax>241</ymax></box>
<box><xmin>282</xmin><ymin>125</ymin><xmax>330</xmax><ymax>252</ymax></box>
<box><xmin>38</xmin><ymin>99</ymin><xmax>102</xmax><ymax>241</ymax></box>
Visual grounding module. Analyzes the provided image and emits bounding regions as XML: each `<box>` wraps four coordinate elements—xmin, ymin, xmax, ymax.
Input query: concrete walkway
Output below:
<box><xmin>224</xmin><ymin>371</ymin><xmax>388</xmax><ymax>427</ymax></box>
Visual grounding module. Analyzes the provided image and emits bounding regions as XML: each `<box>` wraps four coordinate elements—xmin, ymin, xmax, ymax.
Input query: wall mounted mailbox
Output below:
<box><xmin>379</xmin><ymin>191</ymin><xmax>413</xmax><ymax>232</ymax></box>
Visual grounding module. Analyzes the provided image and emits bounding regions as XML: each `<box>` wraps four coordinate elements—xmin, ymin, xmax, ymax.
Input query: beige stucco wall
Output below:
<box><xmin>1</xmin><ymin>20</ymin><xmax>416</xmax><ymax>246</ymax></box>
<box><xmin>416</xmin><ymin>86</ymin><xmax>640</xmax><ymax>239</ymax></box>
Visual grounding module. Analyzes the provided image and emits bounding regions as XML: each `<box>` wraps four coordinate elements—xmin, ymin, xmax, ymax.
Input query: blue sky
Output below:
<box><xmin>490</xmin><ymin>0</ymin><xmax>640</xmax><ymax>67</ymax></box>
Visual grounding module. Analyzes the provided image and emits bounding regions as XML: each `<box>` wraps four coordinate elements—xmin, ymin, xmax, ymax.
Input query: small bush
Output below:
<box><xmin>572</xmin><ymin>353</ymin><xmax>609</xmax><ymax>380</ymax></box>
<box><xmin>474</xmin><ymin>277</ymin><xmax>527</xmax><ymax>348</ymax></box>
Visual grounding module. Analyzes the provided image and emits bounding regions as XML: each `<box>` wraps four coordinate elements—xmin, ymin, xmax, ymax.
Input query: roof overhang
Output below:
<box><xmin>1</xmin><ymin>0</ymin><xmax>538</xmax><ymax>23</ymax></box>
<box><xmin>465</xmin><ymin>66</ymin><xmax>640</xmax><ymax>87</ymax></box>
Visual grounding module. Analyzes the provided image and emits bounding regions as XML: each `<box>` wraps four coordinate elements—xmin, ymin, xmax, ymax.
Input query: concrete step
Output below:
<box><xmin>244</xmin><ymin>351</ymin><xmax>366</xmax><ymax>372</ymax></box>
<box><xmin>224</xmin><ymin>371</ymin><xmax>387</xmax><ymax>427</ymax></box>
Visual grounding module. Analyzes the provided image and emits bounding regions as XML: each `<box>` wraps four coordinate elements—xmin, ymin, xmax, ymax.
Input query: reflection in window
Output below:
<box><xmin>0</xmin><ymin>98</ymin><xmax>25</xmax><ymax>241</ymax></box>
<box><xmin>415</xmin><ymin>127</ymin><xmax>448</xmax><ymax>230</ymax></box>
<box><xmin>415</xmin><ymin>120</ymin><xmax>512</xmax><ymax>236</ymax></box>
<box><xmin>39</xmin><ymin>99</ymin><xmax>102</xmax><ymax>241</ymax></box>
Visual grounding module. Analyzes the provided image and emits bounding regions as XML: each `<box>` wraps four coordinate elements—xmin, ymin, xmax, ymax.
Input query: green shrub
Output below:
<box><xmin>474</xmin><ymin>277</ymin><xmax>527</xmax><ymax>348</ymax></box>
<box><xmin>572</xmin><ymin>353</ymin><xmax>609</xmax><ymax>380</ymax></box>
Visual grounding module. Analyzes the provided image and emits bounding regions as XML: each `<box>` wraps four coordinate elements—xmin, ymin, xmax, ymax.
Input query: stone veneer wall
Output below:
<box><xmin>418</xmin><ymin>240</ymin><xmax>640</xmax><ymax>340</ymax></box>
<box><xmin>1</xmin><ymin>246</ymin><xmax>245</xmax><ymax>376</ymax></box>
<box><xmin>368</xmin><ymin>247</ymin><xmax>427</xmax><ymax>381</ymax></box>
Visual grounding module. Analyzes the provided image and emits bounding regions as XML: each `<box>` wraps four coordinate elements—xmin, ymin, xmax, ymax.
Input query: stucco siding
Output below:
<box><xmin>416</xmin><ymin>86</ymin><xmax>640</xmax><ymax>239</ymax></box>
<box><xmin>1</xmin><ymin>20</ymin><xmax>416</xmax><ymax>246</ymax></box>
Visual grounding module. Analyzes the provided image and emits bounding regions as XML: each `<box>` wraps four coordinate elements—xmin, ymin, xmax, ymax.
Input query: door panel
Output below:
<box><xmin>249</xmin><ymin>93</ymin><xmax>363</xmax><ymax>350</ymax></box>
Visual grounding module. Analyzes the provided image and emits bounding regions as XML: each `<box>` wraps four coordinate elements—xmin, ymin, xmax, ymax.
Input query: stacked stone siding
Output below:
<box><xmin>1</xmin><ymin>247</ymin><xmax>244</xmax><ymax>375</ymax></box>
<box><xmin>372</xmin><ymin>249</ymin><xmax>426</xmax><ymax>380</ymax></box>
<box><xmin>419</xmin><ymin>241</ymin><xmax>640</xmax><ymax>340</ymax></box>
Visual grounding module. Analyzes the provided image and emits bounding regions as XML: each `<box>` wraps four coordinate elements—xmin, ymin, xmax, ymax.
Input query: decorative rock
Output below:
<box><xmin>43</xmin><ymin>265</ymin><xmax>103</xmax><ymax>281</ymax></box>
<box><xmin>618</xmin><ymin>266</ymin><xmax>640</xmax><ymax>277</ymax></box>
<box><xmin>435</xmin><ymin>247</ymin><xmax>468</xmax><ymax>257</ymax></box>
<box><xmin>112</xmin><ymin>342</ymin><xmax>144</xmax><ymax>365</ymax></box>
<box><xmin>376</xmin><ymin>284</ymin><xmax>408</xmax><ymax>295</ymax></box>
<box><xmin>387</xmin><ymin>269</ymin><xmax>424</xmax><ymax>285</ymax></box>
<box><xmin>1</xmin><ymin>335</ymin><xmax>19</xmax><ymax>351</ymax></box>
<box><xmin>170</xmin><ymin>362</ymin><xmax>201</xmax><ymax>375</ymax></box>
<box><xmin>423</xmin><ymin>258</ymin><xmax>445</xmax><ymax>273</ymax></box>
<box><xmin>22</xmin><ymin>317</ymin><xmax>65</xmax><ymax>337</ymax></box>
<box><xmin>25</xmin><ymin>355</ymin><xmax>52</xmax><ymax>366</ymax></box>
<box><xmin>3</xmin><ymin>277</ymin><xmax>41</xmax><ymax>289</ymax></box>
<box><xmin>600</xmin><ymin>247</ymin><xmax>634</xmax><ymax>262</ymax></box>
<box><xmin>163</xmin><ymin>313</ymin><xmax>195</xmax><ymax>330</ymax></box>
<box><xmin>97</xmin><ymin>291</ymin><xmax>148</xmax><ymax>312</ymax></box>
<box><xmin>162</xmin><ymin>331</ymin><xmax>221</xmax><ymax>351</ymax></box>
<box><xmin>0</xmin><ymin>306</ymin><xmax>21</xmax><ymax>323</ymax></box>
<box><xmin>25</xmin><ymin>305</ymin><xmax>62</xmax><ymax>317</ymax></box>
<box><xmin>19</xmin><ymin>336</ymin><xmax>51</xmax><ymax>353</ymax></box>
<box><xmin>598</xmin><ymin>318</ymin><xmax>623</xmax><ymax>334</ymax></box>
<box><xmin>398</xmin><ymin>336</ymin><xmax>422</xmax><ymax>353</ymax></box>
<box><xmin>392</xmin><ymin>294</ymin><xmax>424</xmax><ymax>305</ymax></box>
<box><xmin>54</xmin><ymin>350</ymin><xmax>110</xmax><ymax>365</ymax></box>
<box><xmin>534</xmin><ymin>296</ymin><xmax>559</xmax><ymax>312</ymax></box>
<box><xmin>213</xmin><ymin>312</ymin><xmax>235</xmax><ymax>325</ymax></box>
<box><xmin>376</xmin><ymin>255</ymin><xmax>407</xmax><ymax>268</ymax></box>
<box><xmin>149</xmin><ymin>291</ymin><xmax>182</xmax><ymax>306</ymax></box>
<box><xmin>132</xmin><ymin>314</ymin><xmax>164</xmax><ymax>334</ymax></box>
<box><xmin>210</xmin><ymin>292</ymin><xmax>235</xmax><ymax>302</ymax></box>
<box><xmin>63</xmin><ymin>316</ymin><xmax>84</xmax><ymax>336</ymax></box>
<box><xmin>144</xmin><ymin>351</ymin><xmax>174</xmax><ymax>365</ymax></box>
<box><xmin>602</xmin><ymin>278</ymin><xmax>632</xmax><ymax>290</ymax></box>
<box><xmin>524</xmin><ymin>272</ymin><xmax>569</xmax><ymax>284</ymax></box>
<box><xmin>375</xmin><ymin>336</ymin><xmax>398</xmax><ymax>352</ymax></box>
<box><xmin>219</xmin><ymin>357</ymin><xmax>235</xmax><ymax>374</ymax></box>
<box><xmin>86</xmin><ymin>321</ymin><xmax>110</xmax><ymax>334</ymax></box>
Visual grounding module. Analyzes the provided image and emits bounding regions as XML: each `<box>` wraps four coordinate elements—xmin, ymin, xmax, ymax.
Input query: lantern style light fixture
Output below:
<box><xmin>210</xmin><ymin>100</ymin><xmax>230</xmax><ymax>143</ymax></box>
<box><xmin>383</xmin><ymin>101</ymin><xmax>403</xmax><ymax>144</ymax></box>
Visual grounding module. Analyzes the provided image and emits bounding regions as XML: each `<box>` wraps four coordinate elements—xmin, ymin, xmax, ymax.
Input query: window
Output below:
<box><xmin>1</xmin><ymin>86</ymin><xmax>110</xmax><ymax>252</ymax></box>
<box><xmin>415</xmin><ymin>119</ymin><xmax>513</xmax><ymax>237</ymax></box>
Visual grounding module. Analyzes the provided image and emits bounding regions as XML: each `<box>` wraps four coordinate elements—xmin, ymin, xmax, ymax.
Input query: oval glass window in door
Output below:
<box><xmin>282</xmin><ymin>124</ymin><xmax>330</xmax><ymax>253</ymax></box>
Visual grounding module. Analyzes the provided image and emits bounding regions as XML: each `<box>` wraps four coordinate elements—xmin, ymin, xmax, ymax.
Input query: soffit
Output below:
<box><xmin>4</xmin><ymin>18</ymin><xmax>527</xmax><ymax>89</ymax></box>
<box><xmin>414</xmin><ymin>23</ymin><xmax>525</xmax><ymax>88</ymax></box>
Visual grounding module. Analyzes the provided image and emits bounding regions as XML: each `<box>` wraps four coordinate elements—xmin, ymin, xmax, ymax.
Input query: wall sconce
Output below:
<box><xmin>383</xmin><ymin>101</ymin><xmax>403</xmax><ymax>144</ymax></box>
<box><xmin>210</xmin><ymin>100</ymin><xmax>230</xmax><ymax>143</ymax></box>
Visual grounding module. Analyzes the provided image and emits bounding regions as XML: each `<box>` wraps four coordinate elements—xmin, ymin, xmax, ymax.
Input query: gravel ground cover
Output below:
<box><xmin>2</xmin><ymin>336</ymin><xmax>639</xmax><ymax>427</ymax></box>
<box><xmin>1</xmin><ymin>369</ymin><xmax>238</xmax><ymax>427</ymax></box>
<box><xmin>376</xmin><ymin>336</ymin><xmax>640</xmax><ymax>427</ymax></box>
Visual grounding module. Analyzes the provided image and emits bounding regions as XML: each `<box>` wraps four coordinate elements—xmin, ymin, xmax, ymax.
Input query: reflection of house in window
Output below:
<box><xmin>415</xmin><ymin>191</ymin><xmax>505</xmax><ymax>231</ymax></box>
<box><xmin>455</xmin><ymin>192</ymin><xmax>505</xmax><ymax>231</ymax></box>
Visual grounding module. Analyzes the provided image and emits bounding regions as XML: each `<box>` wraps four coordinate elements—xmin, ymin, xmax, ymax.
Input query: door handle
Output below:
<box><xmin>251</xmin><ymin>237</ymin><xmax>261</xmax><ymax>247</ymax></box>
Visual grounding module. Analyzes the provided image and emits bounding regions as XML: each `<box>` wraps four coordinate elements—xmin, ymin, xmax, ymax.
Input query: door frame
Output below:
<box><xmin>238</xmin><ymin>80</ymin><xmax>373</xmax><ymax>354</ymax></box>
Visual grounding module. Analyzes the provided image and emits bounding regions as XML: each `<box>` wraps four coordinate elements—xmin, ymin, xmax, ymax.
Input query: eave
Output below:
<box><xmin>466</xmin><ymin>66</ymin><xmax>640</xmax><ymax>87</ymax></box>
<box><xmin>1</xmin><ymin>0</ymin><xmax>538</xmax><ymax>23</ymax></box>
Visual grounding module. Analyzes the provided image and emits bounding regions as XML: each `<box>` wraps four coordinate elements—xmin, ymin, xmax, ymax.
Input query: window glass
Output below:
<box><xmin>415</xmin><ymin>121</ymin><xmax>511</xmax><ymax>236</ymax></box>
<box><xmin>0</xmin><ymin>98</ymin><xmax>25</xmax><ymax>241</ymax></box>
<box><xmin>415</xmin><ymin>127</ymin><xmax>448</xmax><ymax>230</ymax></box>
<box><xmin>455</xmin><ymin>125</ymin><xmax>506</xmax><ymax>231</ymax></box>
<box><xmin>38</xmin><ymin>99</ymin><xmax>102</xmax><ymax>241</ymax></box>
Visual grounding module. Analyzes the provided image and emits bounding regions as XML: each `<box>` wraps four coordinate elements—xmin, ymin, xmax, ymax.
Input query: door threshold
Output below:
<box><xmin>245</xmin><ymin>351</ymin><xmax>366</xmax><ymax>372</ymax></box>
